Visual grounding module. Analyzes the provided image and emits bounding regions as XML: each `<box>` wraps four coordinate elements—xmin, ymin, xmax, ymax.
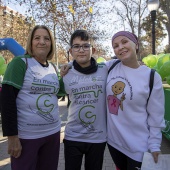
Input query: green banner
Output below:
<box><xmin>162</xmin><ymin>88</ymin><xmax>170</xmax><ymax>141</ymax></box>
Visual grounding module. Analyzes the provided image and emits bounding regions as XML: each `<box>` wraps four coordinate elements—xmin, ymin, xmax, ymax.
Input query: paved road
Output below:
<box><xmin>0</xmin><ymin>97</ymin><xmax>170</xmax><ymax>170</ymax></box>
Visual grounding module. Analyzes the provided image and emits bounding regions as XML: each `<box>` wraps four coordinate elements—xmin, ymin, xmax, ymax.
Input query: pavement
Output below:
<box><xmin>0</xmin><ymin>97</ymin><xmax>170</xmax><ymax>170</ymax></box>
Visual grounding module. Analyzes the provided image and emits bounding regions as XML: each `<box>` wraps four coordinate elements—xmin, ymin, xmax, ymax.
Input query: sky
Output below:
<box><xmin>5</xmin><ymin>0</ymin><xmax>27</xmax><ymax>15</ymax></box>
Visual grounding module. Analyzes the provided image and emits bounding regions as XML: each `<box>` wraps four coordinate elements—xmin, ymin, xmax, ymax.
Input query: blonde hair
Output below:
<box><xmin>25</xmin><ymin>25</ymin><xmax>55</xmax><ymax>60</ymax></box>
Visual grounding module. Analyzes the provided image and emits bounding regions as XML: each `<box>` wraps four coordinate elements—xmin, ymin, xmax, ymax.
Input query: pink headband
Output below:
<box><xmin>112</xmin><ymin>31</ymin><xmax>138</xmax><ymax>46</ymax></box>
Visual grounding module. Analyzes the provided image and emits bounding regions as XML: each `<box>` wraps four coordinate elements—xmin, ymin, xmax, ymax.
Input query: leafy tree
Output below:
<box><xmin>141</xmin><ymin>10</ymin><xmax>167</xmax><ymax>56</ymax></box>
<box><xmin>108</xmin><ymin>0</ymin><xmax>148</xmax><ymax>60</ymax></box>
<box><xmin>159</xmin><ymin>0</ymin><xmax>170</xmax><ymax>46</ymax></box>
<box><xmin>9</xmin><ymin>0</ymin><xmax>110</xmax><ymax>64</ymax></box>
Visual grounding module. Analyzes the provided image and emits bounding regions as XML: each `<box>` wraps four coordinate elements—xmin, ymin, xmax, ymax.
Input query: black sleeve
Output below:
<box><xmin>1</xmin><ymin>84</ymin><xmax>19</xmax><ymax>136</ymax></box>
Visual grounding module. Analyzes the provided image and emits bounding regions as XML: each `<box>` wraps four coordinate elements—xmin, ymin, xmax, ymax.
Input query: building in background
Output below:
<box><xmin>0</xmin><ymin>4</ymin><xmax>34</xmax><ymax>63</ymax></box>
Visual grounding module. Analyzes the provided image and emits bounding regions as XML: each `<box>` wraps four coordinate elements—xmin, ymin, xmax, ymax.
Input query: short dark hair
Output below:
<box><xmin>70</xmin><ymin>30</ymin><xmax>93</xmax><ymax>46</ymax></box>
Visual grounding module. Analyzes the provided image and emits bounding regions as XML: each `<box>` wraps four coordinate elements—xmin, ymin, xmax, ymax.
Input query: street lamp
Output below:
<box><xmin>147</xmin><ymin>0</ymin><xmax>159</xmax><ymax>55</ymax></box>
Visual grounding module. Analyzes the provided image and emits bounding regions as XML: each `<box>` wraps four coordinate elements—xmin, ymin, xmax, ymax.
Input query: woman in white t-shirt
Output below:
<box><xmin>1</xmin><ymin>25</ymin><xmax>64</xmax><ymax>170</ymax></box>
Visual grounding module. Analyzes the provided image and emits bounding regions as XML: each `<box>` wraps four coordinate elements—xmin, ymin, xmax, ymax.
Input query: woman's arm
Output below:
<box><xmin>1</xmin><ymin>84</ymin><xmax>22</xmax><ymax>158</ymax></box>
<box><xmin>1</xmin><ymin>84</ymin><xmax>19</xmax><ymax>136</ymax></box>
<box><xmin>1</xmin><ymin>56</ymin><xmax>27</xmax><ymax>158</ymax></box>
<box><xmin>147</xmin><ymin>72</ymin><xmax>165</xmax><ymax>163</ymax></box>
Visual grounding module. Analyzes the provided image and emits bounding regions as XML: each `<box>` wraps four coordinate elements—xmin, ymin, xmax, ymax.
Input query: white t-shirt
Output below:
<box><xmin>15</xmin><ymin>57</ymin><xmax>61</xmax><ymax>139</ymax></box>
<box><xmin>63</xmin><ymin>63</ymin><xmax>108</xmax><ymax>143</ymax></box>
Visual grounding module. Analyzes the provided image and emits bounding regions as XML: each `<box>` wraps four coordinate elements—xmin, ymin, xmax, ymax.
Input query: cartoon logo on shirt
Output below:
<box><xmin>107</xmin><ymin>81</ymin><xmax>126</xmax><ymax>115</ymax></box>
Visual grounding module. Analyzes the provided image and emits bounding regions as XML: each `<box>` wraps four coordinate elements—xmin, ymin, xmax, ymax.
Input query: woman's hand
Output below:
<box><xmin>60</xmin><ymin>64</ymin><xmax>71</xmax><ymax>77</ymax></box>
<box><xmin>8</xmin><ymin>135</ymin><xmax>22</xmax><ymax>158</ymax></box>
<box><xmin>151</xmin><ymin>151</ymin><xmax>161</xmax><ymax>163</ymax></box>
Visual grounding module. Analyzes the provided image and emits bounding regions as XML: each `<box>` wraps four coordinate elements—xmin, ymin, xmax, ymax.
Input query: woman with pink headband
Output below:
<box><xmin>106</xmin><ymin>31</ymin><xmax>165</xmax><ymax>170</ymax></box>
